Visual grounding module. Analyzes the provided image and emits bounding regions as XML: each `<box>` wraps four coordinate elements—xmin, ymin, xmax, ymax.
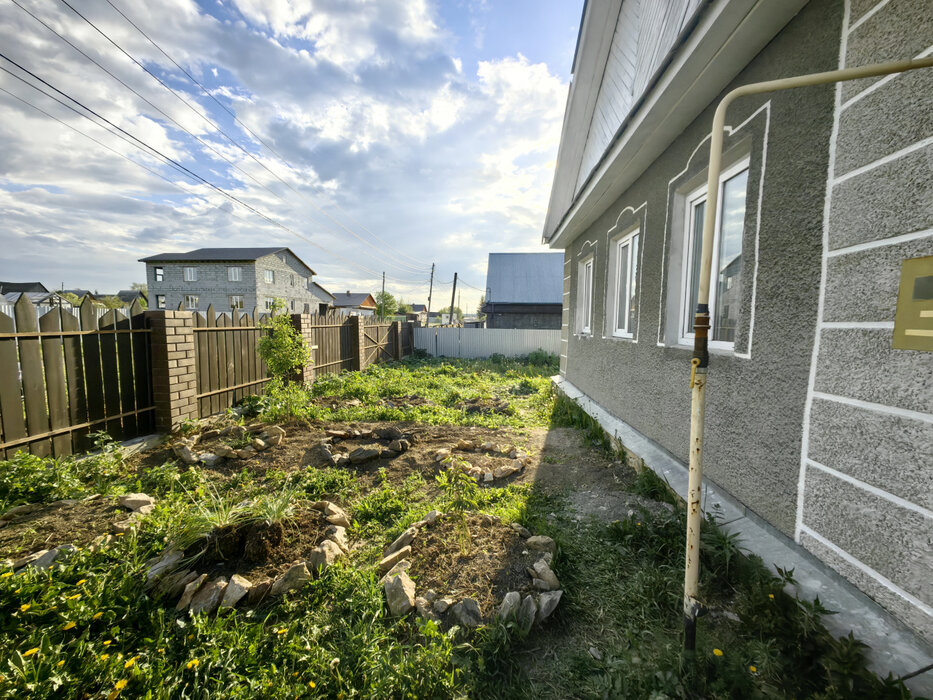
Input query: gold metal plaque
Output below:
<box><xmin>893</xmin><ymin>255</ymin><xmax>933</xmax><ymax>352</ymax></box>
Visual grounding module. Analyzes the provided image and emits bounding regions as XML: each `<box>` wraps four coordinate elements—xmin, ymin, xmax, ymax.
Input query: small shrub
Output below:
<box><xmin>436</xmin><ymin>461</ymin><xmax>480</xmax><ymax>554</ymax></box>
<box><xmin>257</xmin><ymin>298</ymin><xmax>310</xmax><ymax>380</ymax></box>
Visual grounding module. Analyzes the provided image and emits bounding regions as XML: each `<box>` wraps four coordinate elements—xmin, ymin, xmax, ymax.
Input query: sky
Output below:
<box><xmin>0</xmin><ymin>0</ymin><xmax>583</xmax><ymax>314</ymax></box>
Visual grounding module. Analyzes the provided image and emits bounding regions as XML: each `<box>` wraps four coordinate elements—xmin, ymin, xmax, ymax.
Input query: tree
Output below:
<box><xmin>437</xmin><ymin>306</ymin><xmax>462</xmax><ymax>323</ymax></box>
<box><xmin>397</xmin><ymin>299</ymin><xmax>413</xmax><ymax>314</ymax></box>
<box><xmin>375</xmin><ymin>291</ymin><xmax>397</xmax><ymax>319</ymax></box>
<box><xmin>60</xmin><ymin>292</ymin><xmax>83</xmax><ymax>306</ymax></box>
<box><xmin>257</xmin><ymin>299</ymin><xmax>310</xmax><ymax>381</ymax></box>
<box><xmin>476</xmin><ymin>295</ymin><xmax>486</xmax><ymax>320</ymax></box>
<box><xmin>98</xmin><ymin>296</ymin><xmax>126</xmax><ymax>309</ymax></box>
<box><xmin>130</xmin><ymin>282</ymin><xmax>147</xmax><ymax>293</ymax></box>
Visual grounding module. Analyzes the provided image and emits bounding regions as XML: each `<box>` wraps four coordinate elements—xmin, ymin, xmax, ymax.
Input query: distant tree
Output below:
<box><xmin>397</xmin><ymin>299</ymin><xmax>413</xmax><ymax>314</ymax></box>
<box><xmin>437</xmin><ymin>306</ymin><xmax>462</xmax><ymax>323</ymax></box>
<box><xmin>476</xmin><ymin>295</ymin><xmax>486</xmax><ymax>319</ymax></box>
<box><xmin>130</xmin><ymin>282</ymin><xmax>147</xmax><ymax>293</ymax></box>
<box><xmin>375</xmin><ymin>292</ymin><xmax>398</xmax><ymax>319</ymax></box>
<box><xmin>98</xmin><ymin>296</ymin><xmax>125</xmax><ymax>309</ymax></box>
<box><xmin>60</xmin><ymin>292</ymin><xmax>82</xmax><ymax>306</ymax></box>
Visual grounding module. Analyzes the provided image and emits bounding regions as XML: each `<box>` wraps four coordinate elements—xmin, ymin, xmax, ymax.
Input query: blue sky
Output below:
<box><xmin>0</xmin><ymin>0</ymin><xmax>583</xmax><ymax>311</ymax></box>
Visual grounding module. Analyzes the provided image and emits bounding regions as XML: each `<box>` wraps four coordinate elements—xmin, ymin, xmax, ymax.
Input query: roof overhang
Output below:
<box><xmin>544</xmin><ymin>0</ymin><xmax>808</xmax><ymax>250</ymax></box>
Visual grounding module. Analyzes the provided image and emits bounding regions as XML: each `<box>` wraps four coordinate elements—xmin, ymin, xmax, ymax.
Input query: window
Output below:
<box><xmin>680</xmin><ymin>159</ymin><xmax>749</xmax><ymax>348</ymax></box>
<box><xmin>228</xmin><ymin>266</ymin><xmax>242</xmax><ymax>282</ymax></box>
<box><xmin>154</xmin><ymin>266</ymin><xmax>163</xmax><ymax>282</ymax></box>
<box><xmin>290</xmin><ymin>274</ymin><xmax>295</xmax><ymax>287</ymax></box>
<box><xmin>229</xmin><ymin>295</ymin><xmax>244</xmax><ymax>309</ymax></box>
<box><xmin>184</xmin><ymin>266</ymin><xmax>198</xmax><ymax>282</ymax></box>
<box><xmin>264</xmin><ymin>270</ymin><xmax>274</xmax><ymax>284</ymax></box>
<box><xmin>264</xmin><ymin>297</ymin><xmax>274</xmax><ymax>310</ymax></box>
<box><xmin>156</xmin><ymin>295</ymin><xmax>165</xmax><ymax>309</ymax></box>
<box><xmin>609</xmin><ymin>229</ymin><xmax>640</xmax><ymax>338</ymax></box>
<box><xmin>184</xmin><ymin>294</ymin><xmax>199</xmax><ymax>310</ymax></box>
<box><xmin>576</xmin><ymin>256</ymin><xmax>594</xmax><ymax>335</ymax></box>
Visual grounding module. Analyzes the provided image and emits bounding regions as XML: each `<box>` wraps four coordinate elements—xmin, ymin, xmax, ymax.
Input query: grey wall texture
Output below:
<box><xmin>146</xmin><ymin>251</ymin><xmax>330</xmax><ymax>313</ymax></box>
<box><xmin>560</xmin><ymin>0</ymin><xmax>933</xmax><ymax>642</ymax></box>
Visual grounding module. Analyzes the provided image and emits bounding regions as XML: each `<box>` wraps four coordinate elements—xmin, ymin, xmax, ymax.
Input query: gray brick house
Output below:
<box><xmin>139</xmin><ymin>248</ymin><xmax>333</xmax><ymax>314</ymax></box>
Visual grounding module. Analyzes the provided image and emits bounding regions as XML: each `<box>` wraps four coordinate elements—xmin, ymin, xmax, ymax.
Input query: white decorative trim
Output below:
<box><xmin>827</xmin><ymin>228</ymin><xmax>933</xmax><ymax>257</ymax></box>
<box><xmin>805</xmin><ymin>459</ymin><xmax>933</xmax><ymax>520</ymax></box>
<box><xmin>820</xmin><ymin>321</ymin><xmax>895</xmax><ymax>329</ymax></box>
<box><xmin>846</xmin><ymin>0</ymin><xmax>892</xmax><ymax>35</ymax></box>
<box><xmin>797</xmin><ymin>0</ymin><xmax>850</xmax><ymax>544</ymax></box>
<box><xmin>839</xmin><ymin>45</ymin><xmax>933</xmax><ymax>112</ymax></box>
<box><xmin>799</xmin><ymin>526</ymin><xmax>933</xmax><ymax>618</ymax></box>
<box><xmin>833</xmin><ymin>134</ymin><xmax>933</xmax><ymax>185</ymax></box>
<box><xmin>811</xmin><ymin>391</ymin><xmax>933</xmax><ymax>424</ymax></box>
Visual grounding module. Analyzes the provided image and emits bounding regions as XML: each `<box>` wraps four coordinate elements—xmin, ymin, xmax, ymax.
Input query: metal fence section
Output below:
<box><xmin>413</xmin><ymin>327</ymin><xmax>561</xmax><ymax>359</ymax></box>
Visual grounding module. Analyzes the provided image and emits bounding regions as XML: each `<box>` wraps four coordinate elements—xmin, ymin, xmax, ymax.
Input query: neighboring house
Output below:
<box><xmin>545</xmin><ymin>0</ymin><xmax>932</xmax><ymax>647</ymax></box>
<box><xmin>332</xmin><ymin>292</ymin><xmax>377</xmax><ymax>317</ymax></box>
<box><xmin>2</xmin><ymin>291</ymin><xmax>75</xmax><ymax>311</ymax></box>
<box><xmin>0</xmin><ymin>281</ymin><xmax>49</xmax><ymax>294</ymax></box>
<box><xmin>309</xmin><ymin>282</ymin><xmax>336</xmax><ymax>314</ymax></box>
<box><xmin>139</xmin><ymin>247</ymin><xmax>329</xmax><ymax>313</ymax></box>
<box><xmin>482</xmin><ymin>253</ymin><xmax>563</xmax><ymax>329</ymax></box>
<box><xmin>407</xmin><ymin>304</ymin><xmax>428</xmax><ymax>325</ymax></box>
<box><xmin>61</xmin><ymin>288</ymin><xmax>94</xmax><ymax>301</ymax></box>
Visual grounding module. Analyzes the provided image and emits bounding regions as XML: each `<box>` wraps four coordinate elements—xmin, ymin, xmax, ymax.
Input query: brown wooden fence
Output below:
<box><xmin>0</xmin><ymin>297</ymin><xmax>154</xmax><ymax>459</ymax></box>
<box><xmin>297</xmin><ymin>312</ymin><xmax>357</xmax><ymax>378</ymax></box>
<box><xmin>193</xmin><ymin>307</ymin><xmax>270</xmax><ymax>418</ymax></box>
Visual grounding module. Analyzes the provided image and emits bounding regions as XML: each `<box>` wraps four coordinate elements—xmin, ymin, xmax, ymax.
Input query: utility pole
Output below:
<box><xmin>381</xmin><ymin>271</ymin><xmax>386</xmax><ymax>321</ymax></box>
<box><xmin>449</xmin><ymin>272</ymin><xmax>457</xmax><ymax>326</ymax></box>
<box><xmin>458</xmin><ymin>291</ymin><xmax>461</xmax><ymax>323</ymax></box>
<box><xmin>426</xmin><ymin>263</ymin><xmax>435</xmax><ymax>325</ymax></box>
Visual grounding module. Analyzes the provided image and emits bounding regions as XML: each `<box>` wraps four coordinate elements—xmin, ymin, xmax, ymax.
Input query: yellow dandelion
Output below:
<box><xmin>309</xmin><ymin>681</ymin><xmax>316</xmax><ymax>689</ymax></box>
<box><xmin>93</xmin><ymin>612</ymin><xmax>104</xmax><ymax>620</ymax></box>
<box><xmin>115</xmin><ymin>680</ymin><xmax>127</xmax><ymax>690</ymax></box>
<box><xmin>749</xmin><ymin>665</ymin><xmax>757</xmax><ymax>673</ymax></box>
<box><xmin>187</xmin><ymin>634</ymin><xmax>194</xmax><ymax>640</ymax></box>
<box><xmin>292</xmin><ymin>672</ymin><xmax>299</xmax><ymax>677</ymax></box>
<box><xmin>62</xmin><ymin>622</ymin><xmax>77</xmax><ymax>631</ymax></box>
<box><xmin>67</xmin><ymin>594</ymin><xmax>81</xmax><ymax>601</ymax></box>
<box><xmin>77</xmin><ymin>579</ymin><xmax>87</xmax><ymax>586</ymax></box>
<box><xmin>23</xmin><ymin>648</ymin><xmax>39</xmax><ymax>658</ymax></box>
<box><xmin>768</xmin><ymin>594</ymin><xmax>774</xmax><ymax>599</ymax></box>
<box><xmin>1</xmin><ymin>572</ymin><xmax>12</xmax><ymax>578</ymax></box>
<box><xmin>713</xmin><ymin>648</ymin><xmax>723</xmax><ymax>657</ymax></box>
<box><xmin>124</xmin><ymin>656</ymin><xmax>138</xmax><ymax>669</ymax></box>
<box><xmin>276</xmin><ymin>628</ymin><xmax>287</xmax><ymax>635</ymax></box>
<box><xmin>57</xmin><ymin>660</ymin><xmax>65</xmax><ymax>667</ymax></box>
<box><xmin>19</xmin><ymin>604</ymin><xmax>30</xmax><ymax>612</ymax></box>
<box><xmin>103</xmin><ymin>640</ymin><xmax>112</xmax><ymax>646</ymax></box>
<box><xmin>101</xmin><ymin>654</ymin><xmax>110</xmax><ymax>660</ymax></box>
<box><xmin>186</xmin><ymin>658</ymin><xmax>200</xmax><ymax>670</ymax></box>
<box><xmin>114</xmin><ymin>533</ymin><xmax>124</xmax><ymax>537</ymax></box>
<box><xmin>107</xmin><ymin>678</ymin><xmax>128</xmax><ymax>700</ymax></box>
<box><xmin>14</xmin><ymin>588</ymin><xmax>21</xmax><ymax>593</ymax></box>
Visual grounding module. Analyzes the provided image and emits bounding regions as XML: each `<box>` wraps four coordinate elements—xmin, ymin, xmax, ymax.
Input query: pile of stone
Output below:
<box><xmin>147</xmin><ymin>500</ymin><xmax>352</xmax><ymax>616</ymax></box>
<box><xmin>433</xmin><ymin>439</ymin><xmax>529</xmax><ymax>483</ymax></box>
<box><xmin>302</xmin><ymin>426</ymin><xmax>413</xmax><ymax>468</ymax></box>
<box><xmin>172</xmin><ymin>424</ymin><xmax>286</xmax><ymax>465</ymax></box>
<box><xmin>381</xmin><ymin>518</ymin><xmax>562</xmax><ymax>633</ymax></box>
<box><xmin>112</xmin><ymin>492</ymin><xmax>156</xmax><ymax>534</ymax></box>
<box><xmin>3</xmin><ymin>543</ymin><xmax>77</xmax><ymax>574</ymax></box>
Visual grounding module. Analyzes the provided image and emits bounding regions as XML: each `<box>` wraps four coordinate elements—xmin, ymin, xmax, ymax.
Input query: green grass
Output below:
<box><xmin>0</xmin><ymin>357</ymin><xmax>914</xmax><ymax>699</ymax></box>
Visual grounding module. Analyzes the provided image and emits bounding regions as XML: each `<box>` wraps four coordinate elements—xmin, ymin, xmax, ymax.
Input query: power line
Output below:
<box><xmin>101</xmin><ymin>0</ymin><xmax>431</xmax><ymax>272</ymax></box>
<box><xmin>58</xmin><ymin>0</ymin><xmax>432</xmax><ymax>275</ymax></box>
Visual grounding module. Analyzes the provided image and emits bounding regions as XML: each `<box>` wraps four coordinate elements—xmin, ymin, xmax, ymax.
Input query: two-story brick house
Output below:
<box><xmin>139</xmin><ymin>247</ymin><xmax>332</xmax><ymax>314</ymax></box>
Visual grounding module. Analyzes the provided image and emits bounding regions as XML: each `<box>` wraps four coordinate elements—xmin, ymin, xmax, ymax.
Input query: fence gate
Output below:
<box><xmin>361</xmin><ymin>320</ymin><xmax>395</xmax><ymax>366</ymax></box>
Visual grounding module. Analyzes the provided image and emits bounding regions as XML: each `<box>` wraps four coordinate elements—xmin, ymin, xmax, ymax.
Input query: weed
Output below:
<box><xmin>253</xmin><ymin>488</ymin><xmax>298</xmax><ymax>526</ymax></box>
<box><xmin>436</xmin><ymin>461</ymin><xmax>480</xmax><ymax>553</ymax></box>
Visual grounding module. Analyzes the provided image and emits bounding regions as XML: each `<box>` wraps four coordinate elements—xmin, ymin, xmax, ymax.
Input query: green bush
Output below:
<box><xmin>257</xmin><ymin>299</ymin><xmax>310</xmax><ymax>381</ymax></box>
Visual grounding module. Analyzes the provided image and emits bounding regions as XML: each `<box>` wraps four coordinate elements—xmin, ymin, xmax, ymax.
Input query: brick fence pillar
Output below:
<box><xmin>290</xmin><ymin>314</ymin><xmax>315</xmax><ymax>384</ymax></box>
<box><xmin>148</xmin><ymin>310</ymin><xmax>198</xmax><ymax>432</ymax></box>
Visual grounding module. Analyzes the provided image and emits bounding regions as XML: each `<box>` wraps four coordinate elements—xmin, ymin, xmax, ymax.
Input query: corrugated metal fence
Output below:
<box><xmin>414</xmin><ymin>327</ymin><xmax>560</xmax><ymax>359</ymax></box>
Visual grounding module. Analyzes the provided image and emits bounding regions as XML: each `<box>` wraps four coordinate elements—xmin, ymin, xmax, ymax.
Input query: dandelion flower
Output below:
<box><xmin>107</xmin><ymin>678</ymin><xmax>128</xmax><ymax>700</ymax></box>
<box><xmin>57</xmin><ymin>660</ymin><xmax>65</xmax><ymax>667</ymax></box>
<box><xmin>186</xmin><ymin>659</ymin><xmax>199</xmax><ymax>670</ymax></box>
<box><xmin>62</xmin><ymin>622</ymin><xmax>77</xmax><ymax>631</ymax></box>
<box><xmin>277</xmin><ymin>628</ymin><xmax>287</xmax><ymax>635</ymax></box>
<box><xmin>1</xmin><ymin>572</ymin><xmax>12</xmax><ymax>578</ymax></box>
<box><xmin>713</xmin><ymin>648</ymin><xmax>723</xmax><ymax>657</ymax></box>
<box><xmin>114</xmin><ymin>533</ymin><xmax>124</xmax><ymax>537</ymax></box>
<box><xmin>124</xmin><ymin>656</ymin><xmax>138</xmax><ymax>669</ymax></box>
<box><xmin>101</xmin><ymin>654</ymin><xmax>110</xmax><ymax>660</ymax></box>
<box><xmin>77</xmin><ymin>579</ymin><xmax>87</xmax><ymax>586</ymax></box>
<box><xmin>19</xmin><ymin>604</ymin><xmax>30</xmax><ymax>612</ymax></box>
<box><xmin>309</xmin><ymin>681</ymin><xmax>316</xmax><ymax>689</ymax></box>
<box><xmin>749</xmin><ymin>665</ymin><xmax>757</xmax><ymax>673</ymax></box>
<box><xmin>187</xmin><ymin>634</ymin><xmax>194</xmax><ymax>640</ymax></box>
<box><xmin>292</xmin><ymin>672</ymin><xmax>298</xmax><ymax>677</ymax></box>
<box><xmin>93</xmin><ymin>612</ymin><xmax>104</xmax><ymax>620</ymax></box>
<box><xmin>67</xmin><ymin>594</ymin><xmax>81</xmax><ymax>601</ymax></box>
<box><xmin>103</xmin><ymin>640</ymin><xmax>112</xmax><ymax>646</ymax></box>
<box><xmin>768</xmin><ymin>594</ymin><xmax>774</xmax><ymax>599</ymax></box>
<box><xmin>23</xmin><ymin>648</ymin><xmax>39</xmax><ymax>657</ymax></box>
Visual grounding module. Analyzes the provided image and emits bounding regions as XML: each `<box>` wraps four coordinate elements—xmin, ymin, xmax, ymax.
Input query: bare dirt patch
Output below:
<box><xmin>0</xmin><ymin>498</ymin><xmax>120</xmax><ymax>559</ymax></box>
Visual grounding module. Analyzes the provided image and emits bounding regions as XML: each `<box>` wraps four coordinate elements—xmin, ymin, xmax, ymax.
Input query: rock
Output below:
<box><xmin>324</xmin><ymin>502</ymin><xmax>347</xmax><ymax>518</ymax></box>
<box><xmin>589</xmin><ymin>646</ymin><xmax>602</xmax><ymax>661</ymax></box>
<box><xmin>12</xmin><ymin>550</ymin><xmax>49</xmax><ymax>570</ymax></box>
<box><xmin>483</xmin><ymin>471</ymin><xmax>494</xmax><ymax>482</ymax></box>
<box><xmin>349</xmin><ymin>447</ymin><xmax>381</xmax><ymax>464</ymax></box>
<box><xmin>301</xmin><ymin>444</ymin><xmax>334</xmax><ymax>467</ymax></box>
<box><xmin>199</xmin><ymin>453</ymin><xmax>222</xmax><ymax>467</ymax></box>
<box><xmin>384</xmin><ymin>527</ymin><xmax>417</xmax><ymax>557</ymax></box>
<box><xmin>201</xmin><ymin>429</ymin><xmax>219</xmax><ymax>440</ymax></box>
<box><xmin>433</xmin><ymin>448</ymin><xmax>451</xmax><ymax>462</ymax></box>
<box><xmin>49</xmin><ymin>499</ymin><xmax>79</xmax><ymax>508</ymax></box>
<box><xmin>155</xmin><ymin>569</ymin><xmax>197</xmax><ymax>600</ymax></box>
<box><xmin>510</xmin><ymin>523</ymin><xmax>531</xmax><ymax>538</ymax></box>
<box><xmin>189</xmin><ymin>577</ymin><xmax>227</xmax><ymax>615</ymax></box>
<box><xmin>497</xmin><ymin>591</ymin><xmax>521</xmax><ymax>620</ymax></box>
<box><xmin>250</xmin><ymin>438</ymin><xmax>268</xmax><ymax>452</ymax></box>
<box><xmin>531</xmin><ymin>559</ymin><xmax>560</xmax><ymax>591</ymax></box>
<box><xmin>88</xmin><ymin>535</ymin><xmax>113</xmax><ymax>553</ymax></box>
<box><xmin>414</xmin><ymin>596</ymin><xmax>437</xmax><ymax>620</ymax></box>
<box><xmin>264</xmin><ymin>433</ymin><xmax>283</xmax><ymax>447</ymax></box>
<box><xmin>246</xmin><ymin>423</ymin><xmax>264</xmax><ymax>433</ymax></box>
<box><xmin>264</xmin><ymin>425</ymin><xmax>286</xmax><ymax>440</ymax></box>
<box><xmin>378</xmin><ymin>546</ymin><xmax>411</xmax><ymax>575</ymax></box>
<box><xmin>336</xmin><ymin>456</ymin><xmax>350</xmax><ymax>467</ymax></box>
<box><xmin>235</xmin><ymin>449</ymin><xmax>253</xmax><ymax>460</ymax></box>
<box><xmin>173</xmin><ymin>444</ymin><xmax>198</xmax><ymax>464</ymax></box>
<box><xmin>424</xmin><ymin>590</ymin><xmax>438</xmax><ymax>603</ymax></box>
<box><xmin>481</xmin><ymin>441</ymin><xmax>496</xmax><ymax>452</ymax></box>
<box><xmin>112</xmin><ymin>514</ymin><xmax>140</xmax><ymax>534</ymax></box>
<box><xmin>214</xmin><ymin>444</ymin><xmax>237</xmax><ymax>458</ymax></box>
<box><xmin>325</xmin><ymin>525</ymin><xmax>349</xmax><ymax>552</ymax></box>
<box><xmin>493</xmin><ymin>465</ymin><xmax>520</xmax><ymax>479</ymax></box>
<box><xmin>423</xmin><ymin>510</ymin><xmax>442</xmax><ymax>525</ymax></box>
<box><xmin>456</xmin><ymin>439</ymin><xmax>474</xmax><ymax>450</ymax></box>
<box><xmin>25</xmin><ymin>548</ymin><xmax>60</xmax><ymax>571</ymax></box>
<box><xmin>383</xmin><ymin>571</ymin><xmax>416</xmax><ymax>616</ymax></box>
<box><xmin>176</xmin><ymin>574</ymin><xmax>208</xmax><ymax>611</ymax></box>
<box><xmin>220</xmin><ymin>574</ymin><xmax>253</xmax><ymax>609</ymax></box>
<box><xmin>307</xmin><ymin>540</ymin><xmax>343</xmax><ymax>573</ymax></box>
<box><xmin>246</xmin><ymin>579</ymin><xmax>272</xmax><ymax>606</ymax></box>
<box><xmin>537</xmin><ymin>590</ymin><xmax>562</xmax><ymax>621</ymax></box>
<box><xmin>325</xmin><ymin>512</ymin><xmax>351</xmax><ymax>528</ymax></box>
<box><xmin>146</xmin><ymin>549</ymin><xmax>184</xmax><ymax>582</ymax></box>
<box><xmin>309</xmin><ymin>500</ymin><xmax>330</xmax><ymax>512</ymax></box>
<box><xmin>451</xmin><ymin>598</ymin><xmax>483</xmax><ymax>627</ymax></box>
<box><xmin>433</xmin><ymin>596</ymin><xmax>455</xmax><ymax>614</ymax></box>
<box><xmin>270</xmin><ymin>563</ymin><xmax>311</xmax><ymax>596</ymax></box>
<box><xmin>325</xmin><ymin>429</ymin><xmax>348</xmax><ymax>440</ymax></box>
<box><xmin>526</xmin><ymin>536</ymin><xmax>556</xmax><ymax>554</ymax></box>
<box><xmin>137</xmin><ymin>504</ymin><xmax>156</xmax><ymax>516</ymax></box>
<box><xmin>376</xmin><ymin>426</ymin><xmax>404</xmax><ymax>440</ymax></box>
<box><xmin>387</xmin><ymin>439</ymin><xmax>410</xmax><ymax>453</ymax></box>
<box><xmin>379</xmin><ymin>559</ymin><xmax>411</xmax><ymax>585</ymax></box>
<box><xmin>1</xmin><ymin>503</ymin><xmax>41</xmax><ymax>521</ymax></box>
<box><xmin>517</xmin><ymin>595</ymin><xmax>537</xmax><ymax>633</ymax></box>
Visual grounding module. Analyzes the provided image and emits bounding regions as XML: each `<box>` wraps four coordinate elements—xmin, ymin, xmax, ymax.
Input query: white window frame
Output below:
<box><xmin>155</xmin><ymin>295</ymin><xmax>165</xmax><ymax>309</ymax></box>
<box><xmin>228</xmin><ymin>266</ymin><xmax>242</xmax><ymax>282</ymax></box>
<box><xmin>576</xmin><ymin>255</ymin><xmax>594</xmax><ymax>335</ymax></box>
<box><xmin>184</xmin><ymin>266</ymin><xmax>198</xmax><ymax>282</ymax></box>
<box><xmin>154</xmin><ymin>266</ymin><xmax>163</xmax><ymax>282</ymax></box>
<box><xmin>679</xmin><ymin>157</ymin><xmax>750</xmax><ymax>350</ymax></box>
<box><xmin>608</xmin><ymin>228</ymin><xmax>640</xmax><ymax>339</ymax></box>
<box><xmin>184</xmin><ymin>294</ymin><xmax>199</xmax><ymax>310</ymax></box>
<box><xmin>229</xmin><ymin>295</ymin><xmax>243</xmax><ymax>309</ymax></box>
<box><xmin>264</xmin><ymin>297</ymin><xmax>275</xmax><ymax>310</ymax></box>
<box><xmin>264</xmin><ymin>270</ymin><xmax>274</xmax><ymax>284</ymax></box>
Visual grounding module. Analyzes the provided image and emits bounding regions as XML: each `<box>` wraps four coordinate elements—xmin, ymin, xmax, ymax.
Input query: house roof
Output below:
<box><xmin>485</xmin><ymin>253</ymin><xmax>563</xmax><ymax>305</ymax></box>
<box><xmin>62</xmin><ymin>289</ymin><xmax>93</xmax><ymax>299</ymax></box>
<box><xmin>309</xmin><ymin>281</ymin><xmax>335</xmax><ymax>302</ymax></box>
<box><xmin>0</xmin><ymin>281</ymin><xmax>49</xmax><ymax>294</ymax></box>
<box><xmin>333</xmin><ymin>292</ymin><xmax>376</xmax><ymax>308</ymax></box>
<box><xmin>410</xmin><ymin>304</ymin><xmax>427</xmax><ymax>312</ymax></box>
<box><xmin>139</xmin><ymin>247</ymin><xmax>316</xmax><ymax>275</ymax></box>
<box><xmin>2</xmin><ymin>291</ymin><xmax>65</xmax><ymax>306</ymax></box>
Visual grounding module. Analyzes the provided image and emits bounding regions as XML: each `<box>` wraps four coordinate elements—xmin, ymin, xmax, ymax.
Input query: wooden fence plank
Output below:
<box><xmin>115</xmin><ymin>308</ymin><xmax>137</xmax><ymax>438</ymax></box>
<box><xmin>0</xmin><ymin>308</ymin><xmax>26</xmax><ymax>460</ymax></box>
<box><xmin>14</xmin><ymin>296</ymin><xmax>52</xmax><ymax>457</ymax></box>
<box><xmin>61</xmin><ymin>307</ymin><xmax>88</xmax><ymax>451</ymax></box>
<box><xmin>39</xmin><ymin>308</ymin><xmax>71</xmax><ymax>456</ymax></box>
<box><xmin>98</xmin><ymin>309</ymin><xmax>124</xmax><ymax>440</ymax></box>
<box><xmin>206</xmin><ymin>307</ymin><xmax>219</xmax><ymax>416</ymax></box>
<box><xmin>217</xmin><ymin>312</ymin><xmax>230</xmax><ymax>410</ymax></box>
<box><xmin>130</xmin><ymin>301</ymin><xmax>154</xmax><ymax>435</ymax></box>
<box><xmin>80</xmin><ymin>300</ymin><xmax>106</xmax><ymax>452</ymax></box>
<box><xmin>195</xmin><ymin>311</ymin><xmax>209</xmax><ymax>417</ymax></box>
